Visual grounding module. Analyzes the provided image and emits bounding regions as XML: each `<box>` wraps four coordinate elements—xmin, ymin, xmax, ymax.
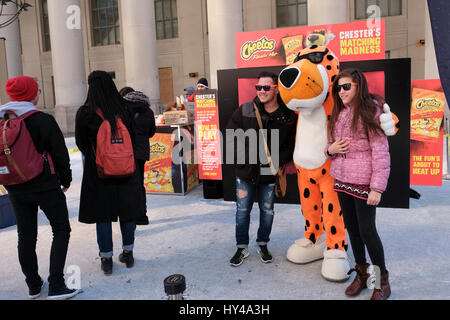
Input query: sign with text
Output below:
<box><xmin>410</xmin><ymin>79</ymin><xmax>445</xmax><ymax>186</ymax></box>
<box><xmin>236</xmin><ymin>20</ymin><xmax>385</xmax><ymax>68</ymax></box>
<box><xmin>195</xmin><ymin>89</ymin><xmax>223</xmax><ymax>180</ymax></box>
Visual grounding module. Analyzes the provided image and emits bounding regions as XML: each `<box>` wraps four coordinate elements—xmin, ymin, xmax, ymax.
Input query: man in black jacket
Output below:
<box><xmin>122</xmin><ymin>90</ymin><xmax>156</xmax><ymax>225</ymax></box>
<box><xmin>226</xmin><ymin>71</ymin><xmax>298</xmax><ymax>266</ymax></box>
<box><xmin>2</xmin><ymin>76</ymin><xmax>78</xmax><ymax>300</ymax></box>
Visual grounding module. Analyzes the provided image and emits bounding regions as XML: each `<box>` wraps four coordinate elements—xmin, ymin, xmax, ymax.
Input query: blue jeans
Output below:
<box><xmin>96</xmin><ymin>221</ymin><xmax>136</xmax><ymax>258</ymax></box>
<box><xmin>235</xmin><ymin>177</ymin><xmax>275</xmax><ymax>248</ymax></box>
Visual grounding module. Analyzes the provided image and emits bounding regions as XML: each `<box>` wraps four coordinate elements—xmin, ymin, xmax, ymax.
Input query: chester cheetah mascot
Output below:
<box><xmin>278</xmin><ymin>46</ymin><xmax>396</xmax><ymax>281</ymax></box>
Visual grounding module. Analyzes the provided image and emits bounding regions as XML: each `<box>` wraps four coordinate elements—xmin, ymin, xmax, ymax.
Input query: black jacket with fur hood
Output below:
<box><xmin>226</xmin><ymin>95</ymin><xmax>297</xmax><ymax>185</ymax></box>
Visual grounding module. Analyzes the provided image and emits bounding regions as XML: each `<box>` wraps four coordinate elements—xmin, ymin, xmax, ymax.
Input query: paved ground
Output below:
<box><xmin>1</xmin><ymin>137</ymin><xmax>450</xmax><ymax>300</ymax></box>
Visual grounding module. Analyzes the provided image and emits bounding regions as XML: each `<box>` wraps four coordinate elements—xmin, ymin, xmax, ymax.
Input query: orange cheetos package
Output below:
<box><xmin>282</xmin><ymin>35</ymin><xmax>304</xmax><ymax>65</ymax></box>
<box><xmin>411</xmin><ymin>88</ymin><xmax>446</xmax><ymax>143</ymax></box>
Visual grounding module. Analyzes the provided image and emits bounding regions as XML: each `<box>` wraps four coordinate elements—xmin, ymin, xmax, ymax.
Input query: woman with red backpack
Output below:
<box><xmin>75</xmin><ymin>71</ymin><xmax>146</xmax><ymax>275</ymax></box>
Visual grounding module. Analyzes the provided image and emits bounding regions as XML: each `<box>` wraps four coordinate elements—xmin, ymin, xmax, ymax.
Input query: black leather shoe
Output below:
<box><xmin>119</xmin><ymin>251</ymin><xmax>134</xmax><ymax>268</ymax></box>
<box><xmin>101</xmin><ymin>258</ymin><xmax>113</xmax><ymax>275</ymax></box>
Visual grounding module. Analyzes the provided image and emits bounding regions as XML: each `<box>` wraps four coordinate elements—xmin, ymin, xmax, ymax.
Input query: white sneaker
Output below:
<box><xmin>286</xmin><ymin>234</ymin><xmax>326</xmax><ymax>264</ymax></box>
<box><xmin>321</xmin><ymin>249</ymin><xmax>350</xmax><ymax>282</ymax></box>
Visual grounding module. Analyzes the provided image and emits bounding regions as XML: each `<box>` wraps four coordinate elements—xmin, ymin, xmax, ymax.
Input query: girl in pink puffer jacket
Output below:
<box><xmin>326</xmin><ymin>68</ymin><xmax>391</xmax><ymax>300</ymax></box>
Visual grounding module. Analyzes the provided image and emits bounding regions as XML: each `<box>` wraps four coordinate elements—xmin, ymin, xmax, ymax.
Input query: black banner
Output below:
<box><xmin>427</xmin><ymin>0</ymin><xmax>450</xmax><ymax>104</ymax></box>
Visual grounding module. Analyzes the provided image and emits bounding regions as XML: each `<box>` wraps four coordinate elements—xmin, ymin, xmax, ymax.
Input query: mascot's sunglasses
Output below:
<box><xmin>294</xmin><ymin>48</ymin><xmax>329</xmax><ymax>64</ymax></box>
<box><xmin>335</xmin><ymin>83</ymin><xmax>358</xmax><ymax>92</ymax></box>
<box><xmin>255</xmin><ymin>84</ymin><xmax>278</xmax><ymax>92</ymax></box>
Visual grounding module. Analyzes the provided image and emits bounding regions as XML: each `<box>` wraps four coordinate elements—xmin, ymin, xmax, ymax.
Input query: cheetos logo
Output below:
<box><xmin>150</xmin><ymin>143</ymin><xmax>166</xmax><ymax>154</ymax></box>
<box><xmin>415</xmin><ymin>98</ymin><xmax>443</xmax><ymax>110</ymax></box>
<box><xmin>241</xmin><ymin>36</ymin><xmax>276</xmax><ymax>61</ymax></box>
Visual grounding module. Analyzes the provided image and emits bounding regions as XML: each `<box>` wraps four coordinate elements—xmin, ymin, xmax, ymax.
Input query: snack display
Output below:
<box><xmin>282</xmin><ymin>35</ymin><xmax>304</xmax><ymax>65</ymax></box>
<box><xmin>145</xmin><ymin>133</ymin><xmax>175</xmax><ymax>193</ymax></box>
<box><xmin>411</xmin><ymin>88</ymin><xmax>446</xmax><ymax>143</ymax></box>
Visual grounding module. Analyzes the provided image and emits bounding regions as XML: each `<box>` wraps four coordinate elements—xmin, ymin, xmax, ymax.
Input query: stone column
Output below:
<box><xmin>121</xmin><ymin>0</ymin><xmax>160</xmax><ymax>114</ymax></box>
<box><xmin>47</xmin><ymin>0</ymin><xmax>87</xmax><ymax>134</ymax></box>
<box><xmin>307</xmin><ymin>0</ymin><xmax>348</xmax><ymax>25</ymax></box>
<box><xmin>207</xmin><ymin>0</ymin><xmax>243</xmax><ymax>89</ymax></box>
<box><xmin>0</xmin><ymin>1</ymin><xmax>24</xmax><ymax>79</ymax></box>
<box><xmin>424</xmin><ymin>1</ymin><xmax>439</xmax><ymax>80</ymax></box>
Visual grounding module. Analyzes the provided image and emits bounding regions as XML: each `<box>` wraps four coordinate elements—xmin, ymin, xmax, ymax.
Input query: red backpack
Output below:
<box><xmin>95</xmin><ymin>109</ymin><xmax>135</xmax><ymax>178</ymax></box>
<box><xmin>0</xmin><ymin>110</ymin><xmax>54</xmax><ymax>186</ymax></box>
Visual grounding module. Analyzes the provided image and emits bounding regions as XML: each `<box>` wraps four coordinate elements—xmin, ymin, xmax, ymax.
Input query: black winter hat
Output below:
<box><xmin>197</xmin><ymin>78</ymin><xmax>209</xmax><ymax>88</ymax></box>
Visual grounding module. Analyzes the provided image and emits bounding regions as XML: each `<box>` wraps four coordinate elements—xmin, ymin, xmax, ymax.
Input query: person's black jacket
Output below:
<box><xmin>75</xmin><ymin>105</ymin><xmax>145</xmax><ymax>224</ymax></box>
<box><xmin>226</xmin><ymin>95</ymin><xmax>297</xmax><ymax>185</ymax></box>
<box><xmin>126</xmin><ymin>101</ymin><xmax>156</xmax><ymax>161</ymax></box>
<box><xmin>5</xmin><ymin>112</ymin><xmax>72</xmax><ymax>195</ymax></box>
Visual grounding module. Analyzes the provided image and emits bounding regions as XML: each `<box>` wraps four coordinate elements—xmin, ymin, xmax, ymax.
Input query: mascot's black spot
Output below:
<box><xmin>328</xmin><ymin>203</ymin><xmax>333</xmax><ymax>213</ymax></box>
<box><xmin>304</xmin><ymin>188</ymin><xmax>310</xmax><ymax>199</ymax></box>
<box><xmin>325</xmin><ymin>92</ymin><xmax>330</xmax><ymax>102</ymax></box>
<box><xmin>310</xmin><ymin>45</ymin><xmax>318</xmax><ymax>49</ymax></box>
<box><xmin>331</xmin><ymin>75</ymin><xmax>337</xmax><ymax>83</ymax></box>
<box><xmin>339</xmin><ymin>210</ymin><xmax>342</xmax><ymax>216</ymax></box>
<box><xmin>314</xmin><ymin>205</ymin><xmax>318</xmax><ymax>211</ymax></box>
<box><xmin>309</xmin><ymin>233</ymin><xmax>316</xmax><ymax>243</ymax></box>
<box><xmin>337</xmin><ymin>65</ymin><xmax>339</xmax><ymax>69</ymax></box>
<box><xmin>335</xmin><ymin>244</ymin><xmax>339</xmax><ymax>249</ymax></box>
<box><xmin>321</xmin><ymin>217</ymin><xmax>323</xmax><ymax>222</ymax></box>
<box><xmin>327</xmin><ymin>55</ymin><xmax>334</xmax><ymax>61</ymax></box>
<box><xmin>306</xmin><ymin>220</ymin><xmax>310</xmax><ymax>227</ymax></box>
<box><xmin>310</xmin><ymin>178</ymin><xmax>316</xmax><ymax>184</ymax></box>
<box><xmin>321</xmin><ymin>192</ymin><xmax>324</xmax><ymax>199</ymax></box>
<box><xmin>305</xmin><ymin>226</ymin><xmax>307</xmax><ymax>231</ymax></box>
<box><xmin>316</xmin><ymin>224</ymin><xmax>320</xmax><ymax>230</ymax></box>
<box><xmin>396</xmin><ymin>122</ymin><xmax>400</xmax><ymax>129</ymax></box>
<box><xmin>328</xmin><ymin>115</ymin><xmax>331</xmax><ymax>121</ymax></box>
<box><xmin>327</xmin><ymin>65</ymin><xmax>332</xmax><ymax>70</ymax></box>
<box><xmin>342</xmin><ymin>240</ymin><xmax>346</xmax><ymax>248</ymax></box>
<box><xmin>322</xmin><ymin>168</ymin><xmax>327</xmax><ymax>175</ymax></box>
<box><xmin>344</xmin><ymin>244</ymin><xmax>349</xmax><ymax>251</ymax></box>
<box><xmin>331</xmin><ymin>226</ymin><xmax>337</xmax><ymax>235</ymax></box>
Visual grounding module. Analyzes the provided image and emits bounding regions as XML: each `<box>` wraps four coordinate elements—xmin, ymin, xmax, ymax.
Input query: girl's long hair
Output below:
<box><xmin>86</xmin><ymin>71</ymin><xmax>129</xmax><ymax>136</ymax></box>
<box><xmin>329</xmin><ymin>68</ymin><xmax>384</xmax><ymax>140</ymax></box>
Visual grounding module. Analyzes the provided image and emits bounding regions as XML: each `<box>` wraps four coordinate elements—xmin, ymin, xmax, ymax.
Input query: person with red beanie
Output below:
<box><xmin>1</xmin><ymin>76</ymin><xmax>79</xmax><ymax>300</ymax></box>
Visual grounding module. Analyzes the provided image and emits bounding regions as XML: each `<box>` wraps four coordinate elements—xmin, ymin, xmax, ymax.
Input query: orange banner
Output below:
<box><xmin>236</xmin><ymin>20</ymin><xmax>385</xmax><ymax>68</ymax></box>
<box><xmin>410</xmin><ymin>80</ymin><xmax>445</xmax><ymax>186</ymax></box>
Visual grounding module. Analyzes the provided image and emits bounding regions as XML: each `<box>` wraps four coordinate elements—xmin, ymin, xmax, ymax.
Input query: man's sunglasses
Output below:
<box><xmin>335</xmin><ymin>83</ymin><xmax>358</xmax><ymax>92</ymax></box>
<box><xmin>294</xmin><ymin>48</ymin><xmax>329</xmax><ymax>64</ymax></box>
<box><xmin>255</xmin><ymin>85</ymin><xmax>277</xmax><ymax>92</ymax></box>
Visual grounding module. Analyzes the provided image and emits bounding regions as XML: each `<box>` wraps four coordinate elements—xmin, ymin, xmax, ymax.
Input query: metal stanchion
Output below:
<box><xmin>164</xmin><ymin>274</ymin><xmax>186</xmax><ymax>300</ymax></box>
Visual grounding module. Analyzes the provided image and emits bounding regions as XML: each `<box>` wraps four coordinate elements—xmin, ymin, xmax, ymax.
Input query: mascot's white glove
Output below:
<box><xmin>379</xmin><ymin>103</ymin><xmax>396</xmax><ymax>136</ymax></box>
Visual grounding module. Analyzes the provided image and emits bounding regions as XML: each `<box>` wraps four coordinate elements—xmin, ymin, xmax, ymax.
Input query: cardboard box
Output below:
<box><xmin>163</xmin><ymin>110</ymin><xmax>195</xmax><ymax>125</ymax></box>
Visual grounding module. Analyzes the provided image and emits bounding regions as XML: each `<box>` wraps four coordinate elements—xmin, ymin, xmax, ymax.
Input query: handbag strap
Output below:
<box><xmin>253</xmin><ymin>103</ymin><xmax>278</xmax><ymax>176</ymax></box>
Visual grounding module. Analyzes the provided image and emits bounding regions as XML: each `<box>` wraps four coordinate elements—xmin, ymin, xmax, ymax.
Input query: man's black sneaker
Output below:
<box><xmin>230</xmin><ymin>248</ymin><xmax>249</xmax><ymax>267</ymax></box>
<box><xmin>28</xmin><ymin>279</ymin><xmax>44</xmax><ymax>299</ymax></box>
<box><xmin>101</xmin><ymin>258</ymin><xmax>113</xmax><ymax>275</ymax></box>
<box><xmin>258</xmin><ymin>245</ymin><xmax>273</xmax><ymax>263</ymax></box>
<box><xmin>48</xmin><ymin>285</ymin><xmax>79</xmax><ymax>300</ymax></box>
<box><xmin>119</xmin><ymin>251</ymin><xmax>134</xmax><ymax>268</ymax></box>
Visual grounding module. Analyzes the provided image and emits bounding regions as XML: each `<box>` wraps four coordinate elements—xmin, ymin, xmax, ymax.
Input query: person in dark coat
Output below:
<box><xmin>75</xmin><ymin>71</ymin><xmax>145</xmax><ymax>275</ymax></box>
<box><xmin>122</xmin><ymin>90</ymin><xmax>156</xmax><ymax>224</ymax></box>
<box><xmin>2</xmin><ymin>76</ymin><xmax>79</xmax><ymax>300</ymax></box>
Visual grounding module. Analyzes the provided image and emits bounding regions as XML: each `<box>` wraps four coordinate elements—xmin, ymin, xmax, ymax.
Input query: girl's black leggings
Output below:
<box><xmin>337</xmin><ymin>192</ymin><xmax>387</xmax><ymax>275</ymax></box>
